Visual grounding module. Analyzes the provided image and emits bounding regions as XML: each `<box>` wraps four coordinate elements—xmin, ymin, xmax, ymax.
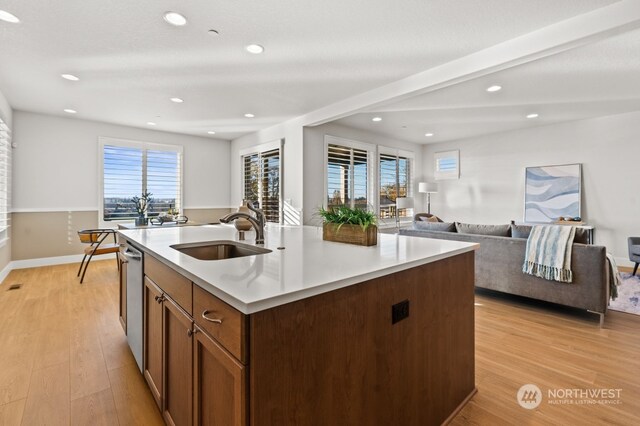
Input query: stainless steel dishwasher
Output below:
<box><xmin>123</xmin><ymin>242</ymin><xmax>143</xmax><ymax>373</ymax></box>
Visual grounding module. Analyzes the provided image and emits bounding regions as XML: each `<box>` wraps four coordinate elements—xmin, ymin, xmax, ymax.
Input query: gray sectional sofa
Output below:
<box><xmin>400</xmin><ymin>221</ymin><xmax>609</xmax><ymax>322</ymax></box>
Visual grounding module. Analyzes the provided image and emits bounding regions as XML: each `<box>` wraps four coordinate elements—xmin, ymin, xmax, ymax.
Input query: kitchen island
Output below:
<box><xmin>119</xmin><ymin>224</ymin><xmax>478</xmax><ymax>425</ymax></box>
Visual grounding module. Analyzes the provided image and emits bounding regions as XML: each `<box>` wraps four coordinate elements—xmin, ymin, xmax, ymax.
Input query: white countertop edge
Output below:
<box><xmin>124</xmin><ymin>234</ymin><xmax>478</xmax><ymax>315</ymax></box>
<box><xmin>234</xmin><ymin>244</ymin><xmax>478</xmax><ymax>314</ymax></box>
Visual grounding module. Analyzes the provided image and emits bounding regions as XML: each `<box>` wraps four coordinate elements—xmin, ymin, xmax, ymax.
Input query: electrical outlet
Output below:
<box><xmin>392</xmin><ymin>300</ymin><xmax>409</xmax><ymax>324</ymax></box>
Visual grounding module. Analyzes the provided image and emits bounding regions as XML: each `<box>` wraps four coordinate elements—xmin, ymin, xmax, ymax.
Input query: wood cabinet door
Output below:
<box><xmin>118</xmin><ymin>253</ymin><xmax>127</xmax><ymax>332</ymax></box>
<box><xmin>193</xmin><ymin>325</ymin><xmax>246</xmax><ymax>426</ymax></box>
<box><xmin>144</xmin><ymin>277</ymin><xmax>163</xmax><ymax>410</ymax></box>
<box><xmin>163</xmin><ymin>296</ymin><xmax>194</xmax><ymax>426</ymax></box>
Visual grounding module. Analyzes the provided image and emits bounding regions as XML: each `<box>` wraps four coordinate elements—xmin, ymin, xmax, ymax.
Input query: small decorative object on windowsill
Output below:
<box><xmin>132</xmin><ymin>191</ymin><xmax>153</xmax><ymax>226</ymax></box>
<box><xmin>318</xmin><ymin>205</ymin><xmax>378</xmax><ymax>246</ymax></box>
<box><xmin>148</xmin><ymin>216</ymin><xmax>188</xmax><ymax>226</ymax></box>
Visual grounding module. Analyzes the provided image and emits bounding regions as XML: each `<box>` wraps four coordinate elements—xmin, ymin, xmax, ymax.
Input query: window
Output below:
<box><xmin>434</xmin><ymin>150</ymin><xmax>459</xmax><ymax>180</ymax></box>
<box><xmin>323</xmin><ymin>136</ymin><xmax>414</xmax><ymax>227</ymax></box>
<box><xmin>0</xmin><ymin>118</ymin><xmax>11</xmax><ymax>240</ymax></box>
<box><xmin>379</xmin><ymin>149</ymin><xmax>414</xmax><ymax>224</ymax></box>
<box><xmin>99</xmin><ymin>138</ymin><xmax>183</xmax><ymax>222</ymax></box>
<box><xmin>241</xmin><ymin>141</ymin><xmax>281</xmax><ymax>223</ymax></box>
<box><xmin>325</xmin><ymin>136</ymin><xmax>373</xmax><ymax>210</ymax></box>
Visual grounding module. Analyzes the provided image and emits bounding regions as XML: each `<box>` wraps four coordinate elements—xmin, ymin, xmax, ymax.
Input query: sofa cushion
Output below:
<box><xmin>456</xmin><ymin>222</ymin><xmax>511</xmax><ymax>237</ymax></box>
<box><xmin>510</xmin><ymin>224</ymin><xmax>589</xmax><ymax>244</ymax></box>
<box><xmin>413</xmin><ymin>221</ymin><xmax>456</xmax><ymax>232</ymax></box>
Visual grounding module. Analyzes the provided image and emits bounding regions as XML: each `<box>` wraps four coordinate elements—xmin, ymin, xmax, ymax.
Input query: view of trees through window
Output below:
<box><xmin>379</xmin><ymin>153</ymin><xmax>411</xmax><ymax>221</ymax></box>
<box><xmin>326</xmin><ymin>144</ymin><xmax>368</xmax><ymax>209</ymax></box>
<box><xmin>242</xmin><ymin>148</ymin><xmax>280</xmax><ymax>223</ymax></box>
<box><xmin>103</xmin><ymin>144</ymin><xmax>181</xmax><ymax>221</ymax></box>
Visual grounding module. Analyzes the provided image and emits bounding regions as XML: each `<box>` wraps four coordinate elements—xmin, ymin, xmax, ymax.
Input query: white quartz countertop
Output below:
<box><xmin>119</xmin><ymin>225</ymin><xmax>478</xmax><ymax>314</ymax></box>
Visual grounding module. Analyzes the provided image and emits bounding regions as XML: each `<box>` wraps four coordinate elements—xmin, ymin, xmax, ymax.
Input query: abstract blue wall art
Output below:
<box><xmin>524</xmin><ymin>164</ymin><xmax>581</xmax><ymax>223</ymax></box>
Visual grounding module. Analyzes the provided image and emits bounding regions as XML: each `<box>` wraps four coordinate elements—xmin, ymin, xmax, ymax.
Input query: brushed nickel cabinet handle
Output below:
<box><xmin>155</xmin><ymin>295</ymin><xmax>164</xmax><ymax>304</ymax></box>
<box><xmin>187</xmin><ymin>328</ymin><xmax>198</xmax><ymax>337</ymax></box>
<box><xmin>202</xmin><ymin>310</ymin><xmax>223</xmax><ymax>324</ymax></box>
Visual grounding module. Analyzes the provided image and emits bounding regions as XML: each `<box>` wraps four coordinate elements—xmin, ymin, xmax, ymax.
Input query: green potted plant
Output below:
<box><xmin>318</xmin><ymin>205</ymin><xmax>378</xmax><ymax>246</ymax></box>
<box><xmin>132</xmin><ymin>191</ymin><xmax>153</xmax><ymax>226</ymax></box>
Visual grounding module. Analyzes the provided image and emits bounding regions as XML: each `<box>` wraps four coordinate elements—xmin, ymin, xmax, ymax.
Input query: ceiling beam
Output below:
<box><xmin>293</xmin><ymin>0</ymin><xmax>640</xmax><ymax>127</ymax></box>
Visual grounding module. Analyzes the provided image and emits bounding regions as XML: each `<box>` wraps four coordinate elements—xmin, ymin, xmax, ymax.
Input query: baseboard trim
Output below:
<box><xmin>0</xmin><ymin>253</ymin><xmax>116</xmax><ymax>283</ymax></box>
<box><xmin>0</xmin><ymin>262</ymin><xmax>12</xmax><ymax>284</ymax></box>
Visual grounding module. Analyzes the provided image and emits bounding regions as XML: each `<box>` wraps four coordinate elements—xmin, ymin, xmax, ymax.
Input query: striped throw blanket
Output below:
<box><xmin>523</xmin><ymin>225</ymin><xmax>576</xmax><ymax>283</ymax></box>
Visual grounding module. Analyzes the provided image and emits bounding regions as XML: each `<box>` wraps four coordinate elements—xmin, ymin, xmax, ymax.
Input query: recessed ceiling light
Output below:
<box><xmin>245</xmin><ymin>44</ymin><xmax>264</xmax><ymax>54</ymax></box>
<box><xmin>63</xmin><ymin>109</ymin><xmax>77</xmax><ymax>114</ymax></box>
<box><xmin>61</xmin><ymin>74</ymin><xmax>80</xmax><ymax>82</ymax></box>
<box><xmin>372</xmin><ymin>117</ymin><xmax>382</xmax><ymax>122</ymax></box>
<box><xmin>244</xmin><ymin>113</ymin><xmax>255</xmax><ymax>118</ymax></box>
<box><xmin>163</xmin><ymin>12</ymin><xmax>187</xmax><ymax>26</ymax></box>
<box><xmin>170</xmin><ymin>97</ymin><xmax>184</xmax><ymax>103</ymax></box>
<box><xmin>486</xmin><ymin>85</ymin><xmax>502</xmax><ymax>92</ymax></box>
<box><xmin>0</xmin><ymin>10</ymin><xmax>20</xmax><ymax>23</ymax></box>
<box><xmin>147</xmin><ymin>121</ymin><xmax>157</xmax><ymax>126</ymax></box>
<box><xmin>425</xmin><ymin>133</ymin><xmax>434</xmax><ymax>137</ymax></box>
<box><xmin>526</xmin><ymin>113</ymin><xmax>539</xmax><ymax>119</ymax></box>
<box><xmin>207</xmin><ymin>131</ymin><xmax>216</xmax><ymax>135</ymax></box>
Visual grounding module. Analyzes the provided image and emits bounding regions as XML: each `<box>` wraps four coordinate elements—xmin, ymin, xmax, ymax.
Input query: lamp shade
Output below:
<box><xmin>396</xmin><ymin>197</ymin><xmax>414</xmax><ymax>209</ymax></box>
<box><xmin>418</xmin><ymin>182</ymin><xmax>438</xmax><ymax>193</ymax></box>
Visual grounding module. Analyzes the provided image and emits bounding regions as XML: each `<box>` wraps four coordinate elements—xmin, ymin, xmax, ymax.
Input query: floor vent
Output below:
<box><xmin>7</xmin><ymin>283</ymin><xmax>22</xmax><ymax>291</ymax></box>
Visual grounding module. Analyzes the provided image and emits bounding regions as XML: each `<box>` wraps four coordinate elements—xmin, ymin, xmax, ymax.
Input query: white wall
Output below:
<box><xmin>12</xmin><ymin>111</ymin><xmax>231</xmax><ymax>211</ymax></box>
<box><xmin>303</xmin><ymin>122</ymin><xmax>425</xmax><ymax>225</ymax></box>
<box><xmin>422</xmin><ymin>111</ymin><xmax>640</xmax><ymax>265</ymax></box>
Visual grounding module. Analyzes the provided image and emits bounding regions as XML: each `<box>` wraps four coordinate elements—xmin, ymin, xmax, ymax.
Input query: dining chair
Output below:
<box><xmin>77</xmin><ymin>229</ymin><xmax>120</xmax><ymax>283</ymax></box>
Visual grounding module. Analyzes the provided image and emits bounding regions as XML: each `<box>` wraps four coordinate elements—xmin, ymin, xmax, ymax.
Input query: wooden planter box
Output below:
<box><xmin>322</xmin><ymin>223</ymin><xmax>378</xmax><ymax>246</ymax></box>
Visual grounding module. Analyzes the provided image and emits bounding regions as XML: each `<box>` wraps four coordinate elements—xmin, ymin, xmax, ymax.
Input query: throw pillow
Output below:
<box><xmin>413</xmin><ymin>221</ymin><xmax>456</xmax><ymax>232</ymax></box>
<box><xmin>456</xmin><ymin>222</ymin><xmax>511</xmax><ymax>237</ymax></box>
<box><xmin>510</xmin><ymin>224</ymin><xmax>532</xmax><ymax>239</ymax></box>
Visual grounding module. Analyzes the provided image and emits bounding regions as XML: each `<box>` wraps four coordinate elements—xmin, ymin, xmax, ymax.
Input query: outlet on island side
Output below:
<box><xmin>392</xmin><ymin>299</ymin><xmax>409</xmax><ymax>324</ymax></box>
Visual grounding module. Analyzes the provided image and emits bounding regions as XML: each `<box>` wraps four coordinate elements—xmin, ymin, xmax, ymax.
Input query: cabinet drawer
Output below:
<box><xmin>144</xmin><ymin>254</ymin><xmax>193</xmax><ymax>315</ymax></box>
<box><xmin>193</xmin><ymin>285</ymin><xmax>247</xmax><ymax>363</ymax></box>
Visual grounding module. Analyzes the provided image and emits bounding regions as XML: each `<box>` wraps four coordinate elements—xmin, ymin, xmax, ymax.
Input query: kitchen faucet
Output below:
<box><xmin>220</xmin><ymin>201</ymin><xmax>266</xmax><ymax>244</ymax></box>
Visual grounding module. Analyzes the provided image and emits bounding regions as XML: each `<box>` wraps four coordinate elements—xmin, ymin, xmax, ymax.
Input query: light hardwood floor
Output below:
<box><xmin>0</xmin><ymin>261</ymin><xmax>162</xmax><ymax>426</ymax></box>
<box><xmin>0</xmin><ymin>261</ymin><xmax>639</xmax><ymax>425</ymax></box>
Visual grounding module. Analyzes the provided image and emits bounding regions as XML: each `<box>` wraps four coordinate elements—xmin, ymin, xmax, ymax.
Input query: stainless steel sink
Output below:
<box><xmin>170</xmin><ymin>240</ymin><xmax>271</xmax><ymax>260</ymax></box>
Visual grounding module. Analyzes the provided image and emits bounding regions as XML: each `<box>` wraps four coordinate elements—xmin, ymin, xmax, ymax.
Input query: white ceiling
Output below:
<box><xmin>0</xmin><ymin>0</ymin><xmax>618</xmax><ymax>140</ymax></box>
<box><xmin>333</xmin><ymin>22</ymin><xmax>640</xmax><ymax>144</ymax></box>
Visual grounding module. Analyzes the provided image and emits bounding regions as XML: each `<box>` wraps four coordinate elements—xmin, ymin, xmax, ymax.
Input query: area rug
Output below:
<box><xmin>609</xmin><ymin>273</ymin><xmax>640</xmax><ymax>315</ymax></box>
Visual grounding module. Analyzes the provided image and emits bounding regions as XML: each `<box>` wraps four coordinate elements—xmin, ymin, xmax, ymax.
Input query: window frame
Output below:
<box><xmin>434</xmin><ymin>149</ymin><xmax>460</xmax><ymax>180</ymax></box>
<box><xmin>323</xmin><ymin>135</ymin><xmax>376</xmax><ymax>212</ymax></box>
<box><xmin>239</xmin><ymin>139</ymin><xmax>283</xmax><ymax>224</ymax></box>
<box><xmin>98</xmin><ymin>137</ymin><xmax>183</xmax><ymax>227</ymax></box>
<box><xmin>0</xmin><ymin>119</ymin><xmax>11</xmax><ymax>245</ymax></box>
<box><xmin>377</xmin><ymin>146</ymin><xmax>415</xmax><ymax>227</ymax></box>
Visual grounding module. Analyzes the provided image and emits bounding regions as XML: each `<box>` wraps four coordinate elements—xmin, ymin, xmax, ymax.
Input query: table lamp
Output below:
<box><xmin>418</xmin><ymin>182</ymin><xmax>438</xmax><ymax>214</ymax></box>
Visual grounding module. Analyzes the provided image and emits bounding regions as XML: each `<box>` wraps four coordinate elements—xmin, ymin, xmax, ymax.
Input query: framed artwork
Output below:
<box><xmin>524</xmin><ymin>163</ymin><xmax>581</xmax><ymax>223</ymax></box>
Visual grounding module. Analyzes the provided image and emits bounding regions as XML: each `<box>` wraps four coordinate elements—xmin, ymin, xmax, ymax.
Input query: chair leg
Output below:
<box><xmin>80</xmin><ymin>253</ymin><xmax>95</xmax><ymax>284</ymax></box>
<box><xmin>633</xmin><ymin>263</ymin><xmax>639</xmax><ymax>276</ymax></box>
<box><xmin>77</xmin><ymin>254</ymin><xmax>88</xmax><ymax>277</ymax></box>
